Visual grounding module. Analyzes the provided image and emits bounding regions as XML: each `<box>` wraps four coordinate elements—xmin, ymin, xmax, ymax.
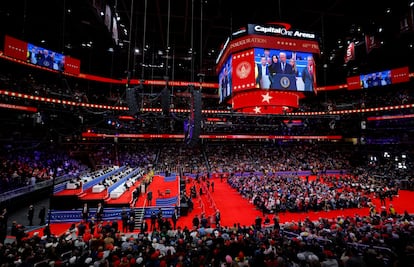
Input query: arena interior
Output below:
<box><xmin>0</xmin><ymin>1</ymin><xmax>414</xmax><ymax>267</ymax></box>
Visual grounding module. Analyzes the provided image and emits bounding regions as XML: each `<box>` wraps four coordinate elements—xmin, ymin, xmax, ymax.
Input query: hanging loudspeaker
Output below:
<box><xmin>161</xmin><ymin>87</ymin><xmax>170</xmax><ymax>116</ymax></box>
<box><xmin>126</xmin><ymin>87</ymin><xmax>140</xmax><ymax>116</ymax></box>
<box><xmin>186</xmin><ymin>89</ymin><xmax>202</xmax><ymax>146</ymax></box>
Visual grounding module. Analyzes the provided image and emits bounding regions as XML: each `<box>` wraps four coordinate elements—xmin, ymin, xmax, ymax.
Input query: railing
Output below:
<box><xmin>135</xmin><ymin>199</ymin><xmax>147</xmax><ymax>229</ymax></box>
<box><xmin>0</xmin><ymin>172</ymin><xmax>78</xmax><ymax>203</ymax></box>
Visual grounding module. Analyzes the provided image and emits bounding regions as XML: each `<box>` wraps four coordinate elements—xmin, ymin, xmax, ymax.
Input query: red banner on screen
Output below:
<box><xmin>4</xmin><ymin>35</ymin><xmax>28</xmax><ymax>61</ymax></box>
<box><xmin>64</xmin><ymin>56</ymin><xmax>81</xmax><ymax>75</ymax></box>
<box><xmin>346</xmin><ymin>76</ymin><xmax>361</xmax><ymax>90</ymax></box>
<box><xmin>391</xmin><ymin>66</ymin><xmax>409</xmax><ymax>84</ymax></box>
<box><xmin>231</xmin><ymin>49</ymin><xmax>256</xmax><ymax>92</ymax></box>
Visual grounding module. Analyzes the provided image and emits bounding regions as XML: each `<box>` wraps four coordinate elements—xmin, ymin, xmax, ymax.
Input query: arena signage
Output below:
<box><xmin>248</xmin><ymin>24</ymin><xmax>316</xmax><ymax>40</ymax></box>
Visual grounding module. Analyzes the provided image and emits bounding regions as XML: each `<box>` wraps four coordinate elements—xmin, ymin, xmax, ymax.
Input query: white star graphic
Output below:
<box><xmin>261</xmin><ymin>92</ymin><xmax>273</xmax><ymax>103</ymax></box>
<box><xmin>253</xmin><ymin>106</ymin><xmax>261</xmax><ymax>113</ymax></box>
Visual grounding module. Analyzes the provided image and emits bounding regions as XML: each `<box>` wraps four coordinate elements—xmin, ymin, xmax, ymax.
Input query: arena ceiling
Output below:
<box><xmin>0</xmin><ymin>0</ymin><xmax>413</xmax><ymax>85</ymax></box>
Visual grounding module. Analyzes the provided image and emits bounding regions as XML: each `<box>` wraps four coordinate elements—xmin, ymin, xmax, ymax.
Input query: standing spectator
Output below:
<box><xmin>82</xmin><ymin>203</ymin><xmax>89</xmax><ymax>222</ymax></box>
<box><xmin>29</xmin><ymin>175</ymin><xmax>36</xmax><ymax>186</ymax></box>
<box><xmin>132</xmin><ymin>187</ymin><xmax>140</xmax><ymax>206</ymax></box>
<box><xmin>150</xmin><ymin>211</ymin><xmax>157</xmax><ymax>231</ymax></box>
<box><xmin>141</xmin><ymin>220</ymin><xmax>148</xmax><ymax>233</ymax></box>
<box><xmin>121</xmin><ymin>207</ymin><xmax>129</xmax><ymax>233</ymax></box>
<box><xmin>215</xmin><ymin>209</ymin><xmax>221</xmax><ymax>227</ymax></box>
<box><xmin>272</xmin><ymin>215</ymin><xmax>280</xmax><ymax>231</ymax></box>
<box><xmin>0</xmin><ymin>208</ymin><xmax>7</xmax><ymax>244</ymax></box>
<box><xmin>211</xmin><ymin>181</ymin><xmax>215</xmax><ymax>192</ymax></box>
<box><xmin>147</xmin><ymin>191</ymin><xmax>153</xmax><ymax>206</ymax></box>
<box><xmin>38</xmin><ymin>206</ymin><xmax>46</xmax><ymax>225</ymax></box>
<box><xmin>389</xmin><ymin>204</ymin><xmax>397</xmax><ymax>218</ymax></box>
<box><xmin>157</xmin><ymin>208</ymin><xmax>163</xmax><ymax>230</ymax></box>
<box><xmin>0</xmin><ymin>208</ymin><xmax>8</xmax><ymax>229</ymax></box>
<box><xmin>96</xmin><ymin>202</ymin><xmax>104</xmax><ymax>222</ymax></box>
<box><xmin>89</xmin><ymin>217</ymin><xmax>96</xmax><ymax>235</ymax></box>
<box><xmin>128</xmin><ymin>216</ymin><xmax>135</xmax><ymax>232</ymax></box>
<box><xmin>171</xmin><ymin>209</ymin><xmax>178</xmax><ymax>230</ymax></box>
<box><xmin>43</xmin><ymin>224</ymin><xmax>52</xmax><ymax>237</ymax></box>
<box><xmin>129</xmin><ymin>207</ymin><xmax>135</xmax><ymax>221</ymax></box>
<box><xmin>27</xmin><ymin>205</ymin><xmax>35</xmax><ymax>226</ymax></box>
<box><xmin>379</xmin><ymin>190</ymin><xmax>387</xmax><ymax>207</ymax></box>
<box><xmin>255</xmin><ymin>216</ymin><xmax>262</xmax><ymax>231</ymax></box>
<box><xmin>111</xmin><ymin>220</ymin><xmax>118</xmax><ymax>233</ymax></box>
<box><xmin>77</xmin><ymin>221</ymin><xmax>86</xmax><ymax>237</ymax></box>
<box><xmin>192</xmin><ymin>214</ymin><xmax>200</xmax><ymax>229</ymax></box>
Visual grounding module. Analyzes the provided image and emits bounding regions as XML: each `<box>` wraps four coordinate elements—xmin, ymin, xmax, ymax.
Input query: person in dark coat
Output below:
<box><xmin>27</xmin><ymin>205</ymin><xmax>34</xmax><ymax>226</ymax></box>
<box><xmin>82</xmin><ymin>203</ymin><xmax>89</xmax><ymax>222</ymax></box>
<box><xmin>171</xmin><ymin>209</ymin><xmax>178</xmax><ymax>230</ymax></box>
<box><xmin>140</xmin><ymin>220</ymin><xmax>148</xmax><ymax>233</ymax></box>
<box><xmin>38</xmin><ymin>206</ymin><xmax>46</xmax><ymax>225</ymax></box>
<box><xmin>96</xmin><ymin>202</ymin><xmax>104</xmax><ymax>222</ymax></box>
<box><xmin>121</xmin><ymin>207</ymin><xmax>129</xmax><ymax>233</ymax></box>
<box><xmin>128</xmin><ymin>216</ymin><xmax>135</xmax><ymax>232</ymax></box>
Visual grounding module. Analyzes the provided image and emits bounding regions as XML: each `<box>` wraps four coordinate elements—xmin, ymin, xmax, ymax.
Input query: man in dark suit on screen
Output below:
<box><xmin>275</xmin><ymin>52</ymin><xmax>294</xmax><ymax>75</ymax></box>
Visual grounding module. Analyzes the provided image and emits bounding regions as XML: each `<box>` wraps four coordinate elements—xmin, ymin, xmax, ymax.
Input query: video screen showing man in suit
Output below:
<box><xmin>254</xmin><ymin>48</ymin><xmax>316</xmax><ymax>92</ymax></box>
<box><xmin>27</xmin><ymin>43</ymin><xmax>65</xmax><ymax>71</ymax></box>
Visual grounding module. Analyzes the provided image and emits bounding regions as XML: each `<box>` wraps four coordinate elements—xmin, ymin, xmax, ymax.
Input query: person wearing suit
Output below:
<box><xmin>96</xmin><ymin>202</ymin><xmax>104</xmax><ymax>222</ymax></box>
<box><xmin>275</xmin><ymin>52</ymin><xmax>294</xmax><ymax>75</ymax></box>
<box><xmin>37</xmin><ymin>49</ymin><xmax>54</xmax><ymax>69</ymax></box>
<box><xmin>82</xmin><ymin>203</ymin><xmax>89</xmax><ymax>222</ymax></box>
<box><xmin>256</xmin><ymin>56</ymin><xmax>271</xmax><ymax>89</ymax></box>
<box><xmin>270</xmin><ymin>52</ymin><xmax>295</xmax><ymax>89</ymax></box>
<box><xmin>301</xmin><ymin>56</ymin><xmax>316</xmax><ymax>91</ymax></box>
<box><xmin>27</xmin><ymin>205</ymin><xmax>35</xmax><ymax>226</ymax></box>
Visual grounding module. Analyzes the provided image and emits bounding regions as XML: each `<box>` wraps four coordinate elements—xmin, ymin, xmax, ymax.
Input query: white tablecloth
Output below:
<box><xmin>66</xmin><ymin>183</ymin><xmax>78</xmax><ymax>190</ymax></box>
<box><xmin>92</xmin><ymin>184</ymin><xmax>105</xmax><ymax>193</ymax></box>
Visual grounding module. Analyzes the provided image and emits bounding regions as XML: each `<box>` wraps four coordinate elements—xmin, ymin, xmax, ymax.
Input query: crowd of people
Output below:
<box><xmin>1</xmin><ymin>201</ymin><xmax>414</xmax><ymax>267</ymax></box>
<box><xmin>228</xmin><ymin>174</ymin><xmax>375</xmax><ymax>214</ymax></box>
<box><xmin>0</xmin><ymin>148</ymin><xmax>86</xmax><ymax>193</ymax></box>
<box><xmin>0</xmin><ymin>141</ymin><xmax>412</xmax><ymax>266</ymax></box>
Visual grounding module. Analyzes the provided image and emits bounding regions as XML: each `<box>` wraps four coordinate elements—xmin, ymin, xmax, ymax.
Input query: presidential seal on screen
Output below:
<box><xmin>236</xmin><ymin>61</ymin><xmax>251</xmax><ymax>79</ymax></box>
<box><xmin>280</xmin><ymin>76</ymin><xmax>291</xmax><ymax>88</ymax></box>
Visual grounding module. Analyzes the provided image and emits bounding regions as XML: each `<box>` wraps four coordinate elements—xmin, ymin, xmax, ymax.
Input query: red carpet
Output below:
<box><xmin>54</xmin><ymin>188</ymin><xmax>82</xmax><ymax>196</ymax></box>
<box><xmin>105</xmin><ymin>180</ymin><xmax>141</xmax><ymax>206</ymax></box>
<box><xmin>27</xmin><ymin>177</ymin><xmax>414</xmax><ymax>237</ymax></box>
<box><xmin>133</xmin><ymin>175</ymin><xmax>179</xmax><ymax>207</ymax></box>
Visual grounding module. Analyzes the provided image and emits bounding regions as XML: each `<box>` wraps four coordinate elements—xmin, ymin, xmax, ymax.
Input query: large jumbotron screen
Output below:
<box><xmin>217</xmin><ymin>23</ymin><xmax>320</xmax><ymax>105</ymax></box>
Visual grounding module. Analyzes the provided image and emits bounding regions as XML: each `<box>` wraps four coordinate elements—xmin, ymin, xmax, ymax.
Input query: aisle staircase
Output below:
<box><xmin>133</xmin><ymin>206</ymin><xmax>146</xmax><ymax>230</ymax></box>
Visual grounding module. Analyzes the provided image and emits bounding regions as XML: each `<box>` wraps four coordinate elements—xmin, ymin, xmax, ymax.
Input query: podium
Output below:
<box><xmin>270</xmin><ymin>74</ymin><xmax>297</xmax><ymax>90</ymax></box>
